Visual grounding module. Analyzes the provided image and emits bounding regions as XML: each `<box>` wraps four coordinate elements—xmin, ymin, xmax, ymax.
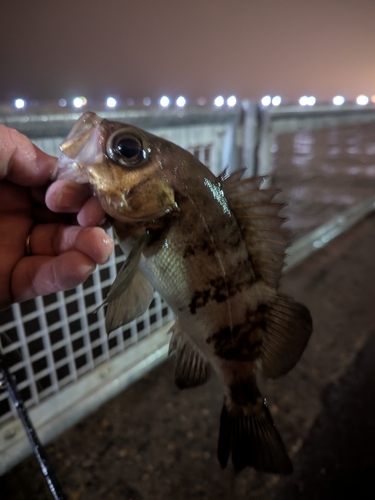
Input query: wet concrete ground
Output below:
<box><xmin>2</xmin><ymin>209</ymin><xmax>375</xmax><ymax>499</ymax></box>
<box><xmin>273</xmin><ymin>124</ymin><xmax>375</xmax><ymax>239</ymax></box>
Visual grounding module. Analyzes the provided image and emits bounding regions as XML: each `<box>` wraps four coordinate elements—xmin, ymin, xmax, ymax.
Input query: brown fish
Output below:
<box><xmin>57</xmin><ymin>111</ymin><xmax>312</xmax><ymax>473</ymax></box>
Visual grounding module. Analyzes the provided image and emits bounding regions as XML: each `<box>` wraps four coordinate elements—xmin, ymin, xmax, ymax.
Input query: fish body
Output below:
<box><xmin>57</xmin><ymin>112</ymin><xmax>312</xmax><ymax>473</ymax></box>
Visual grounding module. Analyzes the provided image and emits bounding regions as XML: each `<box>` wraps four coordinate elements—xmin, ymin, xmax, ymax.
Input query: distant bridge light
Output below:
<box><xmin>333</xmin><ymin>95</ymin><xmax>345</xmax><ymax>106</ymax></box>
<box><xmin>214</xmin><ymin>96</ymin><xmax>224</xmax><ymax>107</ymax></box>
<box><xmin>357</xmin><ymin>94</ymin><xmax>369</xmax><ymax>105</ymax></box>
<box><xmin>106</xmin><ymin>97</ymin><xmax>117</xmax><ymax>108</ymax></box>
<box><xmin>176</xmin><ymin>96</ymin><xmax>186</xmax><ymax>107</ymax></box>
<box><xmin>227</xmin><ymin>95</ymin><xmax>237</xmax><ymax>107</ymax></box>
<box><xmin>272</xmin><ymin>95</ymin><xmax>281</xmax><ymax>106</ymax></box>
<box><xmin>73</xmin><ymin>96</ymin><xmax>87</xmax><ymax>108</ymax></box>
<box><xmin>160</xmin><ymin>95</ymin><xmax>170</xmax><ymax>107</ymax></box>
<box><xmin>143</xmin><ymin>97</ymin><xmax>151</xmax><ymax>106</ymax></box>
<box><xmin>299</xmin><ymin>96</ymin><xmax>308</xmax><ymax>106</ymax></box>
<box><xmin>58</xmin><ymin>99</ymin><xmax>67</xmax><ymax>107</ymax></box>
<box><xmin>261</xmin><ymin>95</ymin><xmax>271</xmax><ymax>106</ymax></box>
<box><xmin>14</xmin><ymin>98</ymin><xmax>25</xmax><ymax>109</ymax></box>
<box><xmin>307</xmin><ymin>96</ymin><xmax>316</xmax><ymax>106</ymax></box>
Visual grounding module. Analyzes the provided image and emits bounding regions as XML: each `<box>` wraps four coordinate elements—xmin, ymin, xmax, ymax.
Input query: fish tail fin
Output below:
<box><xmin>217</xmin><ymin>398</ymin><xmax>293</xmax><ymax>473</ymax></box>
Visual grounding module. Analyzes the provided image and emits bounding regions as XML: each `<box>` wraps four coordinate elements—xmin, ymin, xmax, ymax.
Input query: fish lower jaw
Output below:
<box><xmin>56</xmin><ymin>155</ymin><xmax>89</xmax><ymax>183</ymax></box>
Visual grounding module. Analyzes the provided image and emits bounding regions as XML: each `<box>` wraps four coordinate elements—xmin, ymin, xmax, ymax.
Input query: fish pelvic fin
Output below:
<box><xmin>168</xmin><ymin>322</ymin><xmax>211</xmax><ymax>389</ymax></box>
<box><xmin>217</xmin><ymin>397</ymin><xmax>293</xmax><ymax>474</ymax></box>
<box><xmin>258</xmin><ymin>293</ymin><xmax>312</xmax><ymax>379</ymax></box>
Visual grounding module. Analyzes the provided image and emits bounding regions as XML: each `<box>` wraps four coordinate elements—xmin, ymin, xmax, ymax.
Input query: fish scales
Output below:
<box><xmin>57</xmin><ymin>111</ymin><xmax>313</xmax><ymax>474</ymax></box>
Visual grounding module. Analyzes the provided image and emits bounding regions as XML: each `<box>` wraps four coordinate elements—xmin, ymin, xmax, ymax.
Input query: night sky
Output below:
<box><xmin>1</xmin><ymin>0</ymin><xmax>374</xmax><ymax>104</ymax></box>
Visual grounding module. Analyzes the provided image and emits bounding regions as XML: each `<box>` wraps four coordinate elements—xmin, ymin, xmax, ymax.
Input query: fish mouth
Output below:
<box><xmin>56</xmin><ymin>111</ymin><xmax>108</xmax><ymax>183</ymax></box>
<box><xmin>56</xmin><ymin>153</ymin><xmax>90</xmax><ymax>183</ymax></box>
<box><xmin>59</xmin><ymin>111</ymin><xmax>104</xmax><ymax>159</ymax></box>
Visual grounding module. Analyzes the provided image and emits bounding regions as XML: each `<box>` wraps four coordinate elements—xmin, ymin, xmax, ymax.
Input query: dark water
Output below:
<box><xmin>273</xmin><ymin>123</ymin><xmax>375</xmax><ymax>239</ymax></box>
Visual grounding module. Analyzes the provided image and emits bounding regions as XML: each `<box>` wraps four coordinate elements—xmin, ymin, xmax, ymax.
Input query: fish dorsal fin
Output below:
<box><xmin>168</xmin><ymin>322</ymin><xmax>211</xmax><ymax>389</ymax></box>
<box><xmin>93</xmin><ymin>234</ymin><xmax>151</xmax><ymax>334</ymax></box>
<box><xmin>105</xmin><ymin>270</ymin><xmax>154</xmax><ymax>334</ymax></box>
<box><xmin>221</xmin><ymin>170</ymin><xmax>289</xmax><ymax>288</ymax></box>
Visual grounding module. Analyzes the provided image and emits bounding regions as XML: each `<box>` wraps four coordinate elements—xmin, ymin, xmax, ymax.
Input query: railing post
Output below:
<box><xmin>241</xmin><ymin>100</ymin><xmax>259</xmax><ymax>176</ymax></box>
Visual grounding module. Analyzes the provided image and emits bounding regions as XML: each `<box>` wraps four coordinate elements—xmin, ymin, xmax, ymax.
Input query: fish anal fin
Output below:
<box><xmin>218</xmin><ymin>400</ymin><xmax>293</xmax><ymax>473</ymax></box>
<box><xmin>105</xmin><ymin>270</ymin><xmax>154</xmax><ymax>334</ymax></box>
<box><xmin>169</xmin><ymin>323</ymin><xmax>211</xmax><ymax>389</ymax></box>
<box><xmin>258</xmin><ymin>293</ymin><xmax>313</xmax><ymax>379</ymax></box>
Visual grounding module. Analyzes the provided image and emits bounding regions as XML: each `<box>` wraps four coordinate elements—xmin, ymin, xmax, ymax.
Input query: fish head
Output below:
<box><xmin>57</xmin><ymin>111</ymin><xmax>179</xmax><ymax>222</ymax></box>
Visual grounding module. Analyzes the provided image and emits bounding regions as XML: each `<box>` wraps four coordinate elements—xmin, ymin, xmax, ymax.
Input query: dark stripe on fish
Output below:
<box><xmin>188</xmin><ymin>270</ymin><xmax>252</xmax><ymax>314</ymax></box>
<box><xmin>206</xmin><ymin>307</ymin><xmax>266</xmax><ymax>360</ymax></box>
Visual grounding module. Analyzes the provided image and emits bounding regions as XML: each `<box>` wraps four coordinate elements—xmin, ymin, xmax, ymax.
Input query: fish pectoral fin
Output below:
<box><xmin>168</xmin><ymin>323</ymin><xmax>211</xmax><ymax>389</ymax></box>
<box><xmin>217</xmin><ymin>399</ymin><xmax>293</xmax><ymax>473</ymax></box>
<box><xmin>105</xmin><ymin>270</ymin><xmax>154</xmax><ymax>334</ymax></box>
<box><xmin>102</xmin><ymin>233</ymin><xmax>148</xmax><ymax>306</ymax></box>
<box><xmin>258</xmin><ymin>293</ymin><xmax>313</xmax><ymax>379</ymax></box>
<box><xmin>92</xmin><ymin>233</ymin><xmax>150</xmax><ymax>334</ymax></box>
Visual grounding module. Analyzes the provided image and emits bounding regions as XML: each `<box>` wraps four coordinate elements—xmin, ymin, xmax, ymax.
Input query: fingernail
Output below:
<box><xmin>79</xmin><ymin>263</ymin><xmax>96</xmax><ymax>277</ymax></box>
<box><xmin>103</xmin><ymin>235</ymin><xmax>114</xmax><ymax>246</ymax></box>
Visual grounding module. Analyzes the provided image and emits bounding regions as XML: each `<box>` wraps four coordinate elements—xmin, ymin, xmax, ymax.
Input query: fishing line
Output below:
<box><xmin>0</xmin><ymin>348</ymin><xmax>67</xmax><ymax>500</ymax></box>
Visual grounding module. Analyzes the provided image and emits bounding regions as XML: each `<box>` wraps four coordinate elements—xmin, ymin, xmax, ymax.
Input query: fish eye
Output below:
<box><xmin>106</xmin><ymin>131</ymin><xmax>147</xmax><ymax>166</ymax></box>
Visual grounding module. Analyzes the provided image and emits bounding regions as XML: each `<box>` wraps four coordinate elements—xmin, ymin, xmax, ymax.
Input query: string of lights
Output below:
<box><xmin>8</xmin><ymin>93</ymin><xmax>375</xmax><ymax>111</ymax></box>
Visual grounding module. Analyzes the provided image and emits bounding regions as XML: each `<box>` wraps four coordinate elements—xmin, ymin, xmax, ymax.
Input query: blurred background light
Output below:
<box><xmin>14</xmin><ymin>98</ymin><xmax>25</xmax><ymax>109</ymax></box>
<box><xmin>299</xmin><ymin>96</ymin><xmax>308</xmax><ymax>106</ymax></box>
<box><xmin>73</xmin><ymin>96</ymin><xmax>87</xmax><ymax>108</ymax></box>
<box><xmin>58</xmin><ymin>98</ymin><xmax>67</xmax><ymax>107</ymax></box>
<box><xmin>214</xmin><ymin>95</ymin><xmax>224</xmax><ymax>107</ymax></box>
<box><xmin>371</xmin><ymin>95</ymin><xmax>375</xmax><ymax>103</ymax></box>
<box><xmin>261</xmin><ymin>95</ymin><xmax>271</xmax><ymax>106</ymax></box>
<box><xmin>307</xmin><ymin>96</ymin><xmax>316</xmax><ymax>106</ymax></box>
<box><xmin>176</xmin><ymin>96</ymin><xmax>186</xmax><ymax>107</ymax></box>
<box><xmin>356</xmin><ymin>94</ymin><xmax>369</xmax><ymax>105</ymax></box>
<box><xmin>272</xmin><ymin>95</ymin><xmax>281</xmax><ymax>106</ymax></box>
<box><xmin>106</xmin><ymin>97</ymin><xmax>117</xmax><ymax>108</ymax></box>
<box><xmin>143</xmin><ymin>97</ymin><xmax>151</xmax><ymax>106</ymax></box>
<box><xmin>227</xmin><ymin>95</ymin><xmax>237</xmax><ymax>107</ymax></box>
<box><xmin>159</xmin><ymin>95</ymin><xmax>170</xmax><ymax>107</ymax></box>
<box><xmin>333</xmin><ymin>95</ymin><xmax>345</xmax><ymax>105</ymax></box>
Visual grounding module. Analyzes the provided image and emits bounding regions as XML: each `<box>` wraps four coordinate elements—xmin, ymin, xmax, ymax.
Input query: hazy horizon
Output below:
<box><xmin>1</xmin><ymin>0</ymin><xmax>374</xmax><ymax>105</ymax></box>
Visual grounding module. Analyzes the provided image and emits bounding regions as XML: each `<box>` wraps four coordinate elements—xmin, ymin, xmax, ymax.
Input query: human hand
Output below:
<box><xmin>0</xmin><ymin>125</ymin><xmax>114</xmax><ymax>310</ymax></box>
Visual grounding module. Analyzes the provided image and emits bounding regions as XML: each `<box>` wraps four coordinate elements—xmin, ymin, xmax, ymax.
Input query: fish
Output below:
<box><xmin>57</xmin><ymin>111</ymin><xmax>312</xmax><ymax>473</ymax></box>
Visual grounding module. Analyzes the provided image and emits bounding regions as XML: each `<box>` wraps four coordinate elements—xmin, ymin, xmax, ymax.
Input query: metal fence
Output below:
<box><xmin>2</xmin><ymin>102</ymin><xmax>375</xmax><ymax>474</ymax></box>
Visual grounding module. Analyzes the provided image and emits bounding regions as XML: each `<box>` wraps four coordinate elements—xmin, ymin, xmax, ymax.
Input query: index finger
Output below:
<box><xmin>0</xmin><ymin>124</ymin><xmax>57</xmax><ymax>186</ymax></box>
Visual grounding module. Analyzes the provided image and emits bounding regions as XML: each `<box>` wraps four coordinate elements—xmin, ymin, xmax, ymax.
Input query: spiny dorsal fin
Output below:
<box><xmin>221</xmin><ymin>169</ymin><xmax>289</xmax><ymax>288</ymax></box>
<box><xmin>169</xmin><ymin>322</ymin><xmax>211</xmax><ymax>389</ymax></box>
